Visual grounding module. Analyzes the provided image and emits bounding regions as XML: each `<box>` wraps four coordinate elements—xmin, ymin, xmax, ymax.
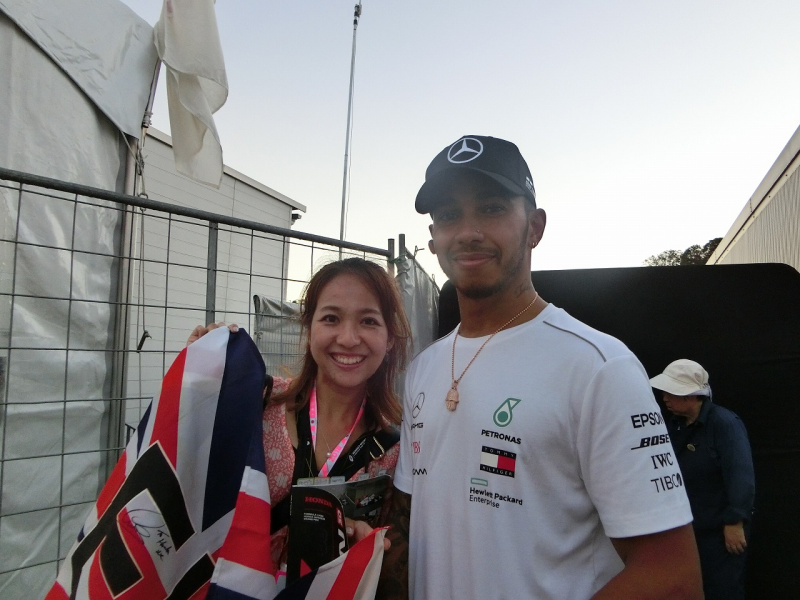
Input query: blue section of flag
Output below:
<box><xmin>273</xmin><ymin>571</ymin><xmax>316</xmax><ymax>599</ymax></box>
<box><xmin>208</xmin><ymin>585</ymin><xmax>267</xmax><ymax>600</ymax></box>
<box><xmin>136</xmin><ymin>402</ymin><xmax>151</xmax><ymax>455</ymax></box>
<box><xmin>203</xmin><ymin>328</ymin><xmax>266</xmax><ymax>530</ymax></box>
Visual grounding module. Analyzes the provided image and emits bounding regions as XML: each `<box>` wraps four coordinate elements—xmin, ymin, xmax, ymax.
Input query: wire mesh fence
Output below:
<box><xmin>0</xmin><ymin>167</ymin><xmax>397</xmax><ymax>596</ymax></box>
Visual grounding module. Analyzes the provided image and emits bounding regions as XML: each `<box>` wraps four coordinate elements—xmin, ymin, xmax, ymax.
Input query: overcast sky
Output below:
<box><xmin>120</xmin><ymin>0</ymin><xmax>800</xmax><ymax>283</ymax></box>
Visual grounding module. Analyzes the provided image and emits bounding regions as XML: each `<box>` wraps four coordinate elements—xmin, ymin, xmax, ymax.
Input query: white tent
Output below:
<box><xmin>0</xmin><ymin>1</ymin><xmax>158</xmax><ymax>595</ymax></box>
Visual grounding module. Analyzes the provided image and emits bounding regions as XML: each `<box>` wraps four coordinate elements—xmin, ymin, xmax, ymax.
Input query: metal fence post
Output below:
<box><xmin>388</xmin><ymin>237</ymin><xmax>396</xmax><ymax>277</ymax></box>
<box><xmin>206</xmin><ymin>222</ymin><xmax>219</xmax><ymax>325</ymax></box>
<box><xmin>106</xmin><ymin>204</ymin><xmax>135</xmax><ymax>471</ymax></box>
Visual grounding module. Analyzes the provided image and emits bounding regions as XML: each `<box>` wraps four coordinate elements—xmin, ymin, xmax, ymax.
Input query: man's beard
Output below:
<box><xmin>455</xmin><ymin>236</ymin><xmax>529</xmax><ymax>300</ymax></box>
<box><xmin>459</xmin><ymin>279</ymin><xmax>506</xmax><ymax>300</ymax></box>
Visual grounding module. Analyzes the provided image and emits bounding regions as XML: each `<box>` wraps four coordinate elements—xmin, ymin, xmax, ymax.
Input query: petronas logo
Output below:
<box><xmin>493</xmin><ymin>398</ymin><xmax>521</xmax><ymax>428</ymax></box>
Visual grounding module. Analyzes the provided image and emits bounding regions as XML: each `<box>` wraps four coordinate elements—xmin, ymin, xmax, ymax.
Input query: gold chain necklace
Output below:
<box><xmin>318</xmin><ymin>427</ymin><xmax>333</xmax><ymax>457</ymax></box>
<box><xmin>446</xmin><ymin>292</ymin><xmax>539</xmax><ymax>412</ymax></box>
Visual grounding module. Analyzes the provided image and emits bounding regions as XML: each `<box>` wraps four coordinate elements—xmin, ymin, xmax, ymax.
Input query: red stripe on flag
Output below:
<box><xmin>497</xmin><ymin>455</ymin><xmax>516</xmax><ymax>472</ymax></box>
<box><xmin>188</xmin><ymin>581</ymin><xmax>210</xmax><ymax>600</ymax></box>
<box><xmin>326</xmin><ymin>531</ymin><xmax>379</xmax><ymax>600</ymax></box>
<box><xmin>217</xmin><ymin>490</ymin><xmax>272</xmax><ymax>573</ymax></box>
<box><xmin>87</xmin><ymin>509</ymin><xmax>168</xmax><ymax>600</ymax></box>
<box><xmin>151</xmin><ymin>349</ymin><xmax>186</xmax><ymax>468</ymax></box>
<box><xmin>95</xmin><ymin>451</ymin><xmax>127</xmax><ymax>517</ymax></box>
<box><xmin>122</xmin><ymin>510</ymin><xmax>167</xmax><ymax>598</ymax></box>
<box><xmin>88</xmin><ymin>550</ymin><xmax>113</xmax><ymax>600</ymax></box>
<box><xmin>43</xmin><ymin>582</ymin><xmax>69</xmax><ymax>600</ymax></box>
<box><xmin>300</xmin><ymin>559</ymin><xmax>312</xmax><ymax>579</ymax></box>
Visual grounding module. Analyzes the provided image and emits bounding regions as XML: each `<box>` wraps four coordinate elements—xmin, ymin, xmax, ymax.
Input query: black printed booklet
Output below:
<box><xmin>285</xmin><ymin>472</ymin><xmax>391</xmax><ymax>584</ymax></box>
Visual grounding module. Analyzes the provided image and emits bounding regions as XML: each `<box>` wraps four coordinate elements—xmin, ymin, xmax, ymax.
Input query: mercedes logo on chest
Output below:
<box><xmin>447</xmin><ymin>137</ymin><xmax>483</xmax><ymax>164</ymax></box>
<box><xmin>412</xmin><ymin>393</ymin><xmax>425</xmax><ymax>418</ymax></box>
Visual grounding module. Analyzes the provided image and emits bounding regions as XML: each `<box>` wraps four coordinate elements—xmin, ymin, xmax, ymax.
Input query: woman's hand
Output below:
<box><xmin>186</xmin><ymin>322</ymin><xmax>239</xmax><ymax>346</ymax></box>
<box><xmin>345</xmin><ymin>518</ymin><xmax>391</xmax><ymax>551</ymax></box>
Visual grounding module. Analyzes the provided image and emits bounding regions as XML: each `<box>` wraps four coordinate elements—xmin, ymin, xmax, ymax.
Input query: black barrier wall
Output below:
<box><xmin>438</xmin><ymin>263</ymin><xmax>800</xmax><ymax>599</ymax></box>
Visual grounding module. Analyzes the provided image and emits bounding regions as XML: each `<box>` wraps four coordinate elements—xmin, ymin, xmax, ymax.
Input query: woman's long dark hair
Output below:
<box><xmin>270</xmin><ymin>258</ymin><xmax>411</xmax><ymax>429</ymax></box>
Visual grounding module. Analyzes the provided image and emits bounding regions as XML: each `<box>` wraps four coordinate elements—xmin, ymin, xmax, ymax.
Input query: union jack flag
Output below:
<box><xmin>46</xmin><ymin>327</ymin><xmax>385</xmax><ymax>600</ymax></box>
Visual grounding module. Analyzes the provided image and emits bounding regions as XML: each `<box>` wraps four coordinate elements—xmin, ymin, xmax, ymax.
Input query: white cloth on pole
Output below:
<box><xmin>154</xmin><ymin>0</ymin><xmax>228</xmax><ymax>188</ymax></box>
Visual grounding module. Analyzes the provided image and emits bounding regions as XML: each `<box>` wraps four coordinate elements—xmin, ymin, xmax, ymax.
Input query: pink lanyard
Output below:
<box><xmin>308</xmin><ymin>386</ymin><xmax>365</xmax><ymax>477</ymax></box>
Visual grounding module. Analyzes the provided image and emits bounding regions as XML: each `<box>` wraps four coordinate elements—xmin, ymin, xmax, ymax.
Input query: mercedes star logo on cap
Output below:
<box><xmin>447</xmin><ymin>137</ymin><xmax>483</xmax><ymax>164</ymax></box>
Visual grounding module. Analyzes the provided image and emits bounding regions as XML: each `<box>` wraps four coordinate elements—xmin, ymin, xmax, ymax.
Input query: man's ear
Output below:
<box><xmin>428</xmin><ymin>224</ymin><xmax>437</xmax><ymax>254</ymax></box>
<box><xmin>528</xmin><ymin>208</ymin><xmax>546</xmax><ymax>248</ymax></box>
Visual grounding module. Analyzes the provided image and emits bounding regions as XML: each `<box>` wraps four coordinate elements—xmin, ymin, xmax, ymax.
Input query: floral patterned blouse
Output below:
<box><xmin>262</xmin><ymin>377</ymin><xmax>400</xmax><ymax>569</ymax></box>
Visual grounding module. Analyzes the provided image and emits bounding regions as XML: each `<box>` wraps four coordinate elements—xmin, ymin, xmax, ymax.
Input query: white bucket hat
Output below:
<box><xmin>649</xmin><ymin>359</ymin><xmax>711</xmax><ymax>397</ymax></box>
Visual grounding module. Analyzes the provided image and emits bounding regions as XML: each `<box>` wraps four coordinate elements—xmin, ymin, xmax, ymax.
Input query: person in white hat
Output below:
<box><xmin>650</xmin><ymin>359</ymin><xmax>755</xmax><ymax>600</ymax></box>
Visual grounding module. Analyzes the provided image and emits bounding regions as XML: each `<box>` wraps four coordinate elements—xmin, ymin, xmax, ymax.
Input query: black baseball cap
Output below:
<box><xmin>415</xmin><ymin>135</ymin><xmax>536</xmax><ymax>214</ymax></box>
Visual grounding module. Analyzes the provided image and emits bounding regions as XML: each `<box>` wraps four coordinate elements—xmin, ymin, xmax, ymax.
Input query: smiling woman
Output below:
<box><xmin>188</xmin><ymin>257</ymin><xmax>412</xmax><ymax>578</ymax></box>
<box><xmin>276</xmin><ymin>258</ymin><xmax>410</xmax><ymax>432</ymax></box>
<box><xmin>308</xmin><ymin>273</ymin><xmax>393</xmax><ymax>402</ymax></box>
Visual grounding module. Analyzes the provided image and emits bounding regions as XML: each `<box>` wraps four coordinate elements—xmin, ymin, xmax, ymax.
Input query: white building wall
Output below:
<box><xmin>124</xmin><ymin>129</ymin><xmax>305</xmax><ymax>425</ymax></box>
<box><xmin>710</xmin><ymin>124</ymin><xmax>800</xmax><ymax>272</ymax></box>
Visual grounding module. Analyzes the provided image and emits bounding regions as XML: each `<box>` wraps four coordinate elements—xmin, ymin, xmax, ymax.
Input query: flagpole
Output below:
<box><xmin>339</xmin><ymin>1</ymin><xmax>363</xmax><ymax>247</ymax></box>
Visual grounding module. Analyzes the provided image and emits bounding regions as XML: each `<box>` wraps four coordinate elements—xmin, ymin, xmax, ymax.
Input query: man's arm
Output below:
<box><xmin>592</xmin><ymin>524</ymin><xmax>703</xmax><ymax>600</ymax></box>
<box><xmin>718</xmin><ymin>416</ymin><xmax>755</xmax><ymax>530</ymax></box>
<box><xmin>376</xmin><ymin>487</ymin><xmax>411</xmax><ymax>600</ymax></box>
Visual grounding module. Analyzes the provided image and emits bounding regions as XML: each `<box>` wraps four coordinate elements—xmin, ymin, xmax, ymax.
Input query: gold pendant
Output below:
<box><xmin>445</xmin><ymin>387</ymin><xmax>459</xmax><ymax>411</ymax></box>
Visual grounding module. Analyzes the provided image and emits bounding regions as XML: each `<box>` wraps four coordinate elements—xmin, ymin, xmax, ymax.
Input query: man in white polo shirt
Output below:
<box><xmin>377</xmin><ymin>135</ymin><xmax>702</xmax><ymax>599</ymax></box>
